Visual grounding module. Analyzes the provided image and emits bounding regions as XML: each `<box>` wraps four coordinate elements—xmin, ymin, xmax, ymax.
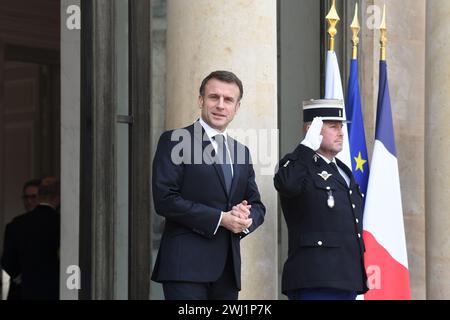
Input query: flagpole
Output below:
<box><xmin>350</xmin><ymin>3</ymin><xmax>360</xmax><ymax>60</ymax></box>
<box><xmin>324</xmin><ymin>0</ymin><xmax>352</xmax><ymax>168</ymax></box>
<box><xmin>326</xmin><ymin>0</ymin><xmax>340</xmax><ymax>52</ymax></box>
<box><xmin>380</xmin><ymin>4</ymin><xmax>387</xmax><ymax>61</ymax></box>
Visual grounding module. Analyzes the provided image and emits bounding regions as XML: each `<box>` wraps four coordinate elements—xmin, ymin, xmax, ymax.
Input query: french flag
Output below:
<box><xmin>362</xmin><ymin>60</ymin><xmax>411</xmax><ymax>299</ymax></box>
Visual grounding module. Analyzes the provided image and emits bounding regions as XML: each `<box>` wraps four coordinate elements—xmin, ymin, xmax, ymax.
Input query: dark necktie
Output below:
<box><xmin>214</xmin><ymin>134</ymin><xmax>232</xmax><ymax>193</ymax></box>
<box><xmin>329</xmin><ymin>161</ymin><xmax>348</xmax><ymax>186</ymax></box>
<box><xmin>329</xmin><ymin>162</ymin><xmax>339</xmax><ymax>173</ymax></box>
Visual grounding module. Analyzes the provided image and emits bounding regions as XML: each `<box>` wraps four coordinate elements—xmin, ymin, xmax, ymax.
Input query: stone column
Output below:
<box><xmin>426</xmin><ymin>0</ymin><xmax>450</xmax><ymax>300</ymax></box>
<box><xmin>166</xmin><ymin>0</ymin><xmax>278</xmax><ymax>299</ymax></box>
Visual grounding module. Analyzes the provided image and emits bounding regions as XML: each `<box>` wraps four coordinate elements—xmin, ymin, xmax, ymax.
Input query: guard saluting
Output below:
<box><xmin>274</xmin><ymin>99</ymin><xmax>368</xmax><ymax>300</ymax></box>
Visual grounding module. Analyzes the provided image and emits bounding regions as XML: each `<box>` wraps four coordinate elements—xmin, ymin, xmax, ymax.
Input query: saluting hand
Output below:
<box><xmin>301</xmin><ymin>117</ymin><xmax>323</xmax><ymax>151</ymax></box>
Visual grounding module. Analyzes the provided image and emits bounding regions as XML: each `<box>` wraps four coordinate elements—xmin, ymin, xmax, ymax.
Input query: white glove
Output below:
<box><xmin>301</xmin><ymin>117</ymin><xmax>323</xmax><ymax>151</ymax></box>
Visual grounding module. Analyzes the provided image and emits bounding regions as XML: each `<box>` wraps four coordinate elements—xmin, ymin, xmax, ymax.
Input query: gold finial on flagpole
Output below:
<box><xmin>326</xmin><ymin>0</ymin><xmax>340</xmax><ymax>52</ymax></box>
<box><xmin>350</xmin><ymin>3</ymin><xmax>360</xmax><ymax>60</ymax></box>
<box><xmin>380</xmin><ymin>4</ymin><xmax>387</xmax><ymax>61</ymax></box>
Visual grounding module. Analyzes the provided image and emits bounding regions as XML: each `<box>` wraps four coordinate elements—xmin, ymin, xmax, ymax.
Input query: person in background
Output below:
<box><xmin>22</xmin><ymin>179</ymin><xmax>41</xmax><ymax>212</ymax></box>
<box><xmin>1</xmin><ymin>177</ymin><xmax>60</xmax><ymax>300</ymax></box>
<box><xmin>2</xmin><ymin>179</ymin><xmax>41</xmax><ymax>300</ymax></box>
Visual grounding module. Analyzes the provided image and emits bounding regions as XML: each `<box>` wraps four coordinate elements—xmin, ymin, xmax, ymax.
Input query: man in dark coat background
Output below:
<box><xmin>2</xmin><ymin>178</ymin><xmax>41</xmax><ymax>300</ymax></box>
<box><xmin>1</xmin><ymin>177</ymin><xmax>60</xmax><ymax>300</ymax></box>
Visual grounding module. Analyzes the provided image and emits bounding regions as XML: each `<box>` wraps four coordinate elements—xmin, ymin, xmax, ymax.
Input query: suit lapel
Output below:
<box><xmin>330</xmin><ymin>163</ymin><xmax>348</xmax><ymax>188</ymax></box>
<box><xmin>336</xmin><ymin>159</ymin><xmax>356</xmax><ymax>189</ymax></box>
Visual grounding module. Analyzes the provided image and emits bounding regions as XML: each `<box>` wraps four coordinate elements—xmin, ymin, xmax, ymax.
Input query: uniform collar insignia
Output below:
<box><xmin>313</xmin><ymin>154</ymin><xmax>319</xmax><ymax>163</ymax></box>
<box><xmin>318</xmin><ymin>171</ymin><xmax>332</xmax><ymax>181</ymax></box>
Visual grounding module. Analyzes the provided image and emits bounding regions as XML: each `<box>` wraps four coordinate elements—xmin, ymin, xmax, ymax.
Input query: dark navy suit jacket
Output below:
<box><xmin>151</xmin><ymin>122</ymin><xmax>265</xmax><ymax>289</ymax></box>
<box><xmin>1</xmin><ymin>205</ymin><xmax>60</xmax><ymax>300</ymax></box>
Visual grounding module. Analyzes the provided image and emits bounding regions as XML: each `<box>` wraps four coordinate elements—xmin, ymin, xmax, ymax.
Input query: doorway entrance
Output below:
<box><xmin>0</xmin><ymin>0</ymin><xmax>60</xmax><ymax>300</ymax></box>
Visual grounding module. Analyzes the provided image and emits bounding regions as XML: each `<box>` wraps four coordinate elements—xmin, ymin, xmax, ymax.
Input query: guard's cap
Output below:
<box><xmin>302</xmin><ymin>99</ymin><xmax>349</xmax><ymax>123</ymax></box>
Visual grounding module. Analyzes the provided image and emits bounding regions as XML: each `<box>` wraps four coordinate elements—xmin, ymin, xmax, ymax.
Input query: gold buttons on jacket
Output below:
<box><xmin>352</xmin><ymin>204</ymin><xmax>356</xmax><ymax>209</ymax></box>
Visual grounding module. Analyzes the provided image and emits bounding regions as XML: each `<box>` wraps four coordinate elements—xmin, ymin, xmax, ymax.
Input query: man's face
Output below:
<box><xmin>318</xmin><ymin>121</ymin><xmax>344</xmax><ymax>158</ymax></box>
<box><xmin>199</xmin><ymin>78</ymin><xmax>241</xmax><ymax>132</ymax></box>
<box><xmin>22</xmin><ymin>185</ymin><xmax>39</xmax><ymax>212</ymax></box>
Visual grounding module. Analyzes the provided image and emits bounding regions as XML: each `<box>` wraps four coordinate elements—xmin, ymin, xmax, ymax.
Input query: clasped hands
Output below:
<box><xmin>220</xmin><ymin>200</ymin><xmax>253</xmax><ymax>234</ymax></box>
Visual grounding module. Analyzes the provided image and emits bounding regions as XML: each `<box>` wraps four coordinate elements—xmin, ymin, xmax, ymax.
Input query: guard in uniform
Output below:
<box><xmin>274</xmin><ymin>99</ymin><xmax>368</xmax><ymax>300</ymax></box>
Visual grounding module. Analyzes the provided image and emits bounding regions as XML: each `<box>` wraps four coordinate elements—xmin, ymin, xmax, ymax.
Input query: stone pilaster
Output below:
<box><xmin>425</xmin><ymin>0</ymin><xmax>450</xmax><ymax>300</ymax></box>
<box><xmin>165</xmin><ymin>0</ymin><xmax>278</xmax><ymax>299</ymax></box>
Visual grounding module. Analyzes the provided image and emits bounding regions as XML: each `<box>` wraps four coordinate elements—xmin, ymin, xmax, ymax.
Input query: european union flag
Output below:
<box><xmin>346</xmin><ymin>59</ymin><xmax>369</xmax><ymax>201</ymax></box>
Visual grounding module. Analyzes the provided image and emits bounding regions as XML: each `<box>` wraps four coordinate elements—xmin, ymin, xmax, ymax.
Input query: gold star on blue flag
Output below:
<box><xmin>354</xmin><ymin>152</ymin><xmax>367</xmax><ymax>173</ymax></box>
<box><xmin>346</xmin><ymin>59</ymin><xmax>369</xmax><ymax>204</ymax></box>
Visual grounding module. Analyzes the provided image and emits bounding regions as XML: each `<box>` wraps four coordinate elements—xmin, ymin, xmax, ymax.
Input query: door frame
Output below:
<box><xmin>128</xmin><ymin>0</ymin><xmax>152</xmax><ymax>300</ymax></box>
<box><xmin>79</xmin><ymin>0</ymin><xmax>151</xmax><ymax>300</ymax></box>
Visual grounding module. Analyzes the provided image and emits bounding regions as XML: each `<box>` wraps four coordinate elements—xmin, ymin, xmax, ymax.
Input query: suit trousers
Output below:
<box><xmin>162</xmin><ymin>246</ymin><xmax>238</xmax><ymax>300</ymax></box>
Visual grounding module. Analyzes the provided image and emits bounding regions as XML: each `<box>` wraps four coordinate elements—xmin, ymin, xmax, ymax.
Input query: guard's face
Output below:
<box><xmin>319</xmin><ymin>121</ymin><xmax>344</xmax><ymax>157</ymax></box>
<box><xmin>199</xmin><ymin>79</ymin><xmax>241</xmax><ymax>132</ymax></box>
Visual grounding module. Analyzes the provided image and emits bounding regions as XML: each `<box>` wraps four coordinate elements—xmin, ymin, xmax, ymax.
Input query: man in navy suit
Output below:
<box><xmin>274</xmin><ymin>99</ymin><xmax>368</xmax><ymax>300</ymax></box>
<box><xmin>151</xmin><ymin>70</ymin><xmax>266</xmax><ymax>300</ymax></box>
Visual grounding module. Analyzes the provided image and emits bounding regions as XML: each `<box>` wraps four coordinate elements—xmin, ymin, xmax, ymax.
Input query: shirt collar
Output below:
<box><xmin>199</xmin><ymin>118</ymin><xmax>229</xmax><ymax>142</ymax></box>
<box><xmin>39</xmin><ymin>202</ymin><xmax>56</xmax><ymax>209</ymax></box>
<box><xmin>316</xmin><ymin>153</ymin><xmax>336</xmax><ymax>165</ymax></box>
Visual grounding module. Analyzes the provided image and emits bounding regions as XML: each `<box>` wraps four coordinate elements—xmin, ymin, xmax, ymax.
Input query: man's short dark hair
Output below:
<box><xmin>199</xmin><ymin>70</ymin><xmax>243</xmax><ymax>101</ymax></box>
<box><xmin>22</xmin><ymin>179</ymin><xmax>41</xmax><ymax>194</ymax></box>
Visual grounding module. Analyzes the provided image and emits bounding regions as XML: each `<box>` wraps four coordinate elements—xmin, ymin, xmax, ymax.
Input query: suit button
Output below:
<box><xmin>362</xmin><ymin>193</ymin><xmax>365</xmax><ymax>198</ymax></box>
<box><xmin>356</xmin><ymin>218</ymin><xmax>359</xmax><ymax>224</ymax></box>
<box><xmin>317</xmin><ymin>241</ymin><xmax>323</xmax><ymax>246</ymax></box>
<box><xmin>349</xmin><ymin>190</ymin><xmax>353</xmax><ymax>195</ymax></box>
<box><xmin>326</xmin><ymin>186</ymin><xmax>331</xmax><ymax>190</ymax></box>
<box><xmin>352</xmin><ymin>204</ymin><xmax>356</xmax><ymax>209</ymax></box>
<box><xmin>358</xmin><ymin>233</ymin><xmax>361</xmax><ymax>238</ymax></box>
